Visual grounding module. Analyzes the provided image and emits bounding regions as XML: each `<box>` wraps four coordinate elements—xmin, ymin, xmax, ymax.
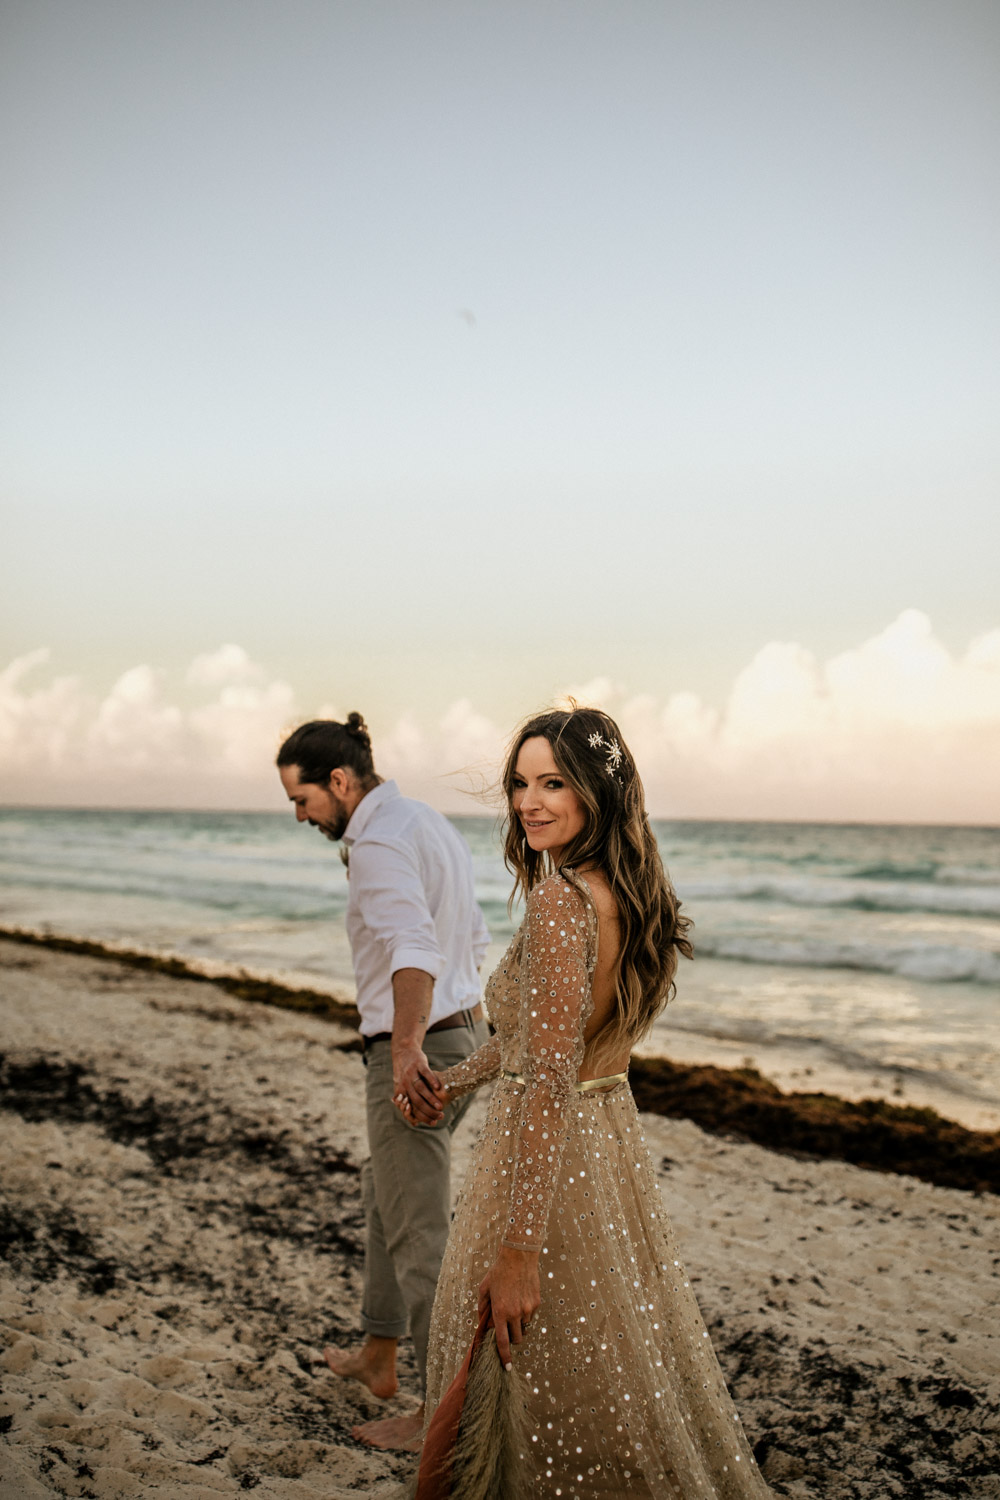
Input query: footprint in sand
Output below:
<box><xmin>179</xmin><ymin>1340</ymin><xmax>232</xmax><ymax>1362</ymax></box>
<box><xmin>0</xmin><ymin>1336</ymin><xmax>37</xmax><ymax>1374</ymax></box>
<box><xmin>227</xmin><ymin>1438</ymin><xmax>373</xmax><ymax>1486</ymax></box>
<box><xmin>60</xmin><ymin>1376</ymin><xmax>101</xmax><ymax>1410</ymax></box>
<box><xmin>113</xmin><ymin>1373</ymin><xmax>215</xmax><ymax>1439</ymax></box>
<box><xmin>135</xmin><ymin>1353</ymin><xmax>201</xmax><ymax>1388</ymax></box>
<box><xmin>214</xmin><ymin>1357</ymin><xmax>272</xmax><ymax>1394</ymax></box>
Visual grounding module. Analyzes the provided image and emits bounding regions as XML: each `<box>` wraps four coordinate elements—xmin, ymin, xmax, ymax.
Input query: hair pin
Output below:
<box><xmin>587</xmin><ymin>730</ymin><xmax>624</xmax><ymax>780</ymax></box>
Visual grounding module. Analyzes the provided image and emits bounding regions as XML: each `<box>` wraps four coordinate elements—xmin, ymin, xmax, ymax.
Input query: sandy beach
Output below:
<box><xmin>2</xmin><ymin>936</ymin><xmax>998</xmax><ymax>1499</ymax></box>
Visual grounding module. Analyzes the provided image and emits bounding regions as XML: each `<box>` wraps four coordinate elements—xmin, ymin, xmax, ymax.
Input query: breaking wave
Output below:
<box><xmin>682</xmin><ymin>875</ymin><xmax>1000</xmax><ymax>919</ymax></box>
<box><xmin>696</xmin><ymin>935</ymin><xmax>1000</xmax><ymax>985</ymax></box>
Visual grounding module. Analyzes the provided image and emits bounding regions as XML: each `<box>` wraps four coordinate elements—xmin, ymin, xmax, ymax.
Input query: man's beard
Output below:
<box><xmin>310</xmin><ymin>799</ymin><xmax>349</xmax><ymax>842</ymax></box>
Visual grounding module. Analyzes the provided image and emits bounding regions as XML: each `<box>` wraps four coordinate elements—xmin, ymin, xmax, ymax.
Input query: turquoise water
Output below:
<box><xmin>2</xmin><ymin>808</ymin><xmax>998</xmax><ymax>1121</ymax></box>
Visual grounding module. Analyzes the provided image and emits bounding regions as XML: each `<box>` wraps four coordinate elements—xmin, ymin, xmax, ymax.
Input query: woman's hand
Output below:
<box><xmin>392</xmin><ymin>1069</ymin><xmax>448</xmax><ymax>1126</ymax></box>
<box><xmin>478</xmin><ymin>1244</ymin><xmax>541</xmax><ymax>1368</ymax></box>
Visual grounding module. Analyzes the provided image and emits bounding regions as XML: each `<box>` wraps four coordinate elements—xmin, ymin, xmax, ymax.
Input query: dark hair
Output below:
<box><xmin>502</xmin><ymin>705</ymin><xmax>693</xmax><ymax>1057</ymax></box>
<box><xmin>276</xmin><ymin>713</ymin><xmax>379</xmax><ymax>789</ymax></box>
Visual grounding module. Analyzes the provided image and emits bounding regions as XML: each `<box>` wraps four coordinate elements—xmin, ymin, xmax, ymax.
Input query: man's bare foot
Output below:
<box><xmin>352</xmin><ymin>1408</ymin><xmax>424</xmax><ymax>1450</ymax></box>
<box><xmin>322</xmin><ymin>1339</ymin><xmax>398</xmax><ymax>1401</ymax></box>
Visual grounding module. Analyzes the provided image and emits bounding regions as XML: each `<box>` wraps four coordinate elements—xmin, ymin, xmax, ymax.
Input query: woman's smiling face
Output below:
<box><xmin>511</xmin><ymin>735</ymin><xmax>586</xmax><ymax>866</ymax></box>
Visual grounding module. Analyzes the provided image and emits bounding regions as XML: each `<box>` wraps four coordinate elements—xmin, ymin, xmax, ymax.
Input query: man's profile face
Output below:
<box><xmin>279</xmin><ymin>764</ymin><xmax>352</xmax><ymax>841</ymax></box>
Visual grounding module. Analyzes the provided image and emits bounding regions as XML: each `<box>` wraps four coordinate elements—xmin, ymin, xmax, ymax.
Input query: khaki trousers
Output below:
<box><xmin>360</xmin><ymin>1020</ymin><xmax>489</xmax><ymax>1395</ymax></box>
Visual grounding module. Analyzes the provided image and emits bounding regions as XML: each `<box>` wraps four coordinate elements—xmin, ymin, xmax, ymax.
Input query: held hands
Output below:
<box><xmin>391</xmin><ymin>1043</ymin><xmax>449</xmax><ymax>1125</ymax></box>
<box><xmin>479</xmin><ymin>1244</ymin><xmax>541</xmax><ymax>1369</ymax></box>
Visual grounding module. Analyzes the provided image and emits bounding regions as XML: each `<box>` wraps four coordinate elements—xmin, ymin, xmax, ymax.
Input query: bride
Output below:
<box><xmin>399</xmin><ymin>707</ymin><xmax>775</xmax><ymax>1497</ymax></box>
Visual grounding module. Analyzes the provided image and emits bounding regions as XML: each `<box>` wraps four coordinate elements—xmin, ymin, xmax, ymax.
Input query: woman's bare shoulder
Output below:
<box><xmin>573</xmin><ymin>866</ymin><xmax>618</xmax><ymax>917</ymax></box>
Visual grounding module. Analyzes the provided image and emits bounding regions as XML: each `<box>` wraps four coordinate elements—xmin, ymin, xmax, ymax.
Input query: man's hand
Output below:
<box><xmin>389</xmin><ymin>967</ymin><xmax>448</xmax><ymax>1125</ymax></box>
<box><xmin>392</xmin><ymin>1042</ymin><xmax>446</xmax><ymax>1125</ymax></box>
<box><xmin>478</xmin><ymin>1245</ymin><xmax>541</xmax><ymax>1369</ymax></box>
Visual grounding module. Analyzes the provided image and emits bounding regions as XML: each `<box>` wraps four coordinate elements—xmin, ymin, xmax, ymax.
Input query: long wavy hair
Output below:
<box><xmin>502</xmin><ymin>706</ymin><xmax>693</xmax><ymax>1058</ymax></box>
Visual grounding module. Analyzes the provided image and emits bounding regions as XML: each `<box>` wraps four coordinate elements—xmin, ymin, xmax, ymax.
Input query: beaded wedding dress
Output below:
<box><xmin>426</xmin><ymin>868</ymin><xmax>774</xmax><ymax>1499</ymax></box>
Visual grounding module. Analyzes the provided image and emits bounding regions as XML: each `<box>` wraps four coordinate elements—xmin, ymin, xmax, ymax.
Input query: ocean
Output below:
<box><xmin>2</xmin><ymin>808</ymin><xmax>998</xmax><ymax>1128</ymax></box>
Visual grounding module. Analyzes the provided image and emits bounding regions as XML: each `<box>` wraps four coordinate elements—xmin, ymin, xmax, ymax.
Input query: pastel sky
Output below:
<box><xmin>2</xmin><ymin>1</ymin><xmax>998</xmax><ymax>821</ymax></box>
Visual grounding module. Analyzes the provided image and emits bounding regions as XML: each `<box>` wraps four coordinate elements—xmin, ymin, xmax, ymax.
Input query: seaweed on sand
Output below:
<box><xmin>630</xmin><ymin>1056</ymin><xmax>1000</xmax><ymax>1195</ymax></box>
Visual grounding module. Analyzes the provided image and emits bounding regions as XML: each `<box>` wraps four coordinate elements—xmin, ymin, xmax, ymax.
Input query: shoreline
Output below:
<box><xmin>3</xmin><ymin>925</ymin><xmax>997</xmax><ymax>1196</ymax></box>
<box><xmin>0</xmin><ymin>925</ymin><xmax>360</xmax><ymax>1030</ymax></box>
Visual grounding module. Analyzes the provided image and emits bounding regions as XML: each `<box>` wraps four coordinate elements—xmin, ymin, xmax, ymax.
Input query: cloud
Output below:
<box><xmin>87</xmin><ymin>666</ymin><xmax>186</xmax><ymax>770</ymax></box>
<box><xmin>186</xmin><ymin>643</ymin><xmax>264</xmax><ymax>688</ymax></box>
<box><xmin>379</xmin><ymin>700</ymin><xmax>507</xmax><ymax>809</ymax></box>
<box><xmin>1</xmin><ymin>612</ymin><xmax>999</xmax><ymax>821</ymax></box>
<box><xmin>381</xmin><ymin>611</ymin><xmax>1000</xmax><ymax>822</ymax></box>
<box><xmin>0</xmin><ymin>649</ymin><xmax>87</xmax><ymax>773</ymax></box>
<box><xmin>0</xmin><ymin>648</ymin><xmax>298</xmax><ymax>807</ymax></box>
<box><xmin>617</xmin><ymin>610</ymin><xmax>1000</xmax><ymax>821</ymax></box>
<box><xmin>189</xmin><ymin>679</ymin><xmax>297</xmax><ymax>778</ymax></box>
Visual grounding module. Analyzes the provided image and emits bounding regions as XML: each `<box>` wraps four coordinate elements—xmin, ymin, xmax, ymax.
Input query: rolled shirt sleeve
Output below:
<box><xmin>348</xmin><ymin>839</ymin><xmax>446</xmax><ymax>978</ymax></box>
<box><xmin>342</xmin><ymin>781</ymin><xmax>487</xmax><ymax>1036</ymax></box>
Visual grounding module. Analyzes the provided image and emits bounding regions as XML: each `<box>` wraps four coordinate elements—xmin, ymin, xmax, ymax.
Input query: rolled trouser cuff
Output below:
<box><xmin>360</xmin><ymin>1312</ymin><xmax>408</xmax><ymax>1339</ymax></box>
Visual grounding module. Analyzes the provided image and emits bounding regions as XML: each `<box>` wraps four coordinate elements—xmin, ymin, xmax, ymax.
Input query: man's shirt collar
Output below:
<box><xmin>342</xmin><ymin>779</ymin><xmax>399</xmax><ymax>847</ymax></box>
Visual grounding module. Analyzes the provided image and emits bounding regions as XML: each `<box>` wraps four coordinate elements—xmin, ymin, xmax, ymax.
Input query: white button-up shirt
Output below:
<box><xmin>342</xmin><ymin>780</ymin><xmax>490</xmax><ymax>1037</ymax></box>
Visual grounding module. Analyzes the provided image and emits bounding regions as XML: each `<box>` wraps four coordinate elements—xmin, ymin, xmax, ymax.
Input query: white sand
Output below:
<box><xmin>1</xmin><ymin>938</ymin><xmax>997</xmax><ymax>1499</ymax></box>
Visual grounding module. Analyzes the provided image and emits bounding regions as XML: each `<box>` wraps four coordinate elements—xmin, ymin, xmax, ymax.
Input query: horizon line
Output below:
<box><xmin>1</xmin><ymin>802</ymin><xmax>998</xmax><ymax>833</ymax></box>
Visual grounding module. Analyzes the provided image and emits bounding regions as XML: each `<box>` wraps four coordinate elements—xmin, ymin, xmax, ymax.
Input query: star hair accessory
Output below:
<box><xmin>587</xmin><ymin>730</ymin><xmax>624</xmax><ymax>779</ymax></box>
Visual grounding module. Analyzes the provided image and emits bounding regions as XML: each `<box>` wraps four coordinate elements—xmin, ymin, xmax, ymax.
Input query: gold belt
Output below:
<box><xmin>502</xmin><ymin>1069</ymin><xmax>628</xmax><ymax>1094</ymax></box>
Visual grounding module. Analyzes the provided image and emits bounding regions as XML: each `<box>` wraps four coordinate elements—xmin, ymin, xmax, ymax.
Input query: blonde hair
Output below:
<box><xmin>502</xmin><ymin>706</ymin><xmax>693</xmax><ymax>1058</ymax></box>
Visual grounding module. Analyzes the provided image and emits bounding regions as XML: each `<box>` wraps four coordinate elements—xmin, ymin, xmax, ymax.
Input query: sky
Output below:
<box><xmin>2</xmin><ymin>0</ymin><xmax>998</xmax><ymax>821</ymax></box>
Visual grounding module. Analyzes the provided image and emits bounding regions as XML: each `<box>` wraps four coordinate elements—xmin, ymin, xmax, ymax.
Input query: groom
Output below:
<box><xmin>276</xmin><ymin>714</ymin><xmax>490</xmax><ymax>1448</ymax></box>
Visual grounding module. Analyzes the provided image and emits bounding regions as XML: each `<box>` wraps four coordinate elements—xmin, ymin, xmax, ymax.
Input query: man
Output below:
<box><xmin>276</xmin><ymin>713</ymin><xmax>490</xmax><ymax>1449</ymax></box>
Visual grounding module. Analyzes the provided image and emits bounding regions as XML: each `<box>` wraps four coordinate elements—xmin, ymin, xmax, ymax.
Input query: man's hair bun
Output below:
<box><xmin>276</xmin><ymin>713</ymin><xmax>377</xmax><ymax>787</ymax></box>
<box><xmin>345</xmin><ymin>711</ymin><xmax>371</xmax><ymax>747</ymax></box>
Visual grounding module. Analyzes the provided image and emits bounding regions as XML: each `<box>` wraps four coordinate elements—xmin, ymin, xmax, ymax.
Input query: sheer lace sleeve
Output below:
<box><xmin>438</xmin><ymin>1030</ymin><xmax>502</xmax><ymax>1103</ymax></box>
<box><xmin>503</xmin><ymin>874</ymin><xmax>596</xmax><ymax>1252</ymax></box>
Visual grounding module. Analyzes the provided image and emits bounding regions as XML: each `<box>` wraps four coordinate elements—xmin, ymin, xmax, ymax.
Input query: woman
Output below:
<box><xmin>400</xmin><ymin>707</ymin><xmax>775</xmax><ymax>1498</ymax></box>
